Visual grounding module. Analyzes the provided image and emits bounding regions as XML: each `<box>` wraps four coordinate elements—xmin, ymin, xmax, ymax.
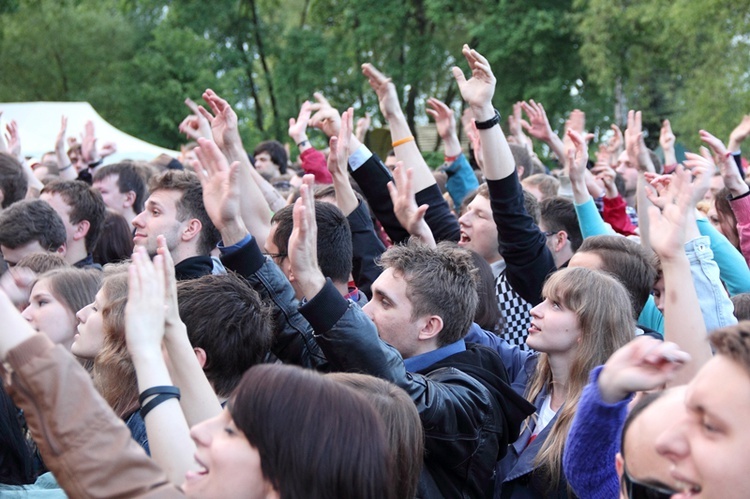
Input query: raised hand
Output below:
<box><xmin>520</xmin><ymin>100</ymin><xmax>554</xmax><ymax>143</ymax></box>
<box><xmin>624</xmin><ymin>110</ymin><xmax>654</xmax><ymax>172</ymax></box>
<box><xmin>647</xmin><ymin>165</ymin><xmax>694</xmax><ymax>260</ymax></box>
<box><xmin>700</xmin><ymin>129</ymin><xmax>748</xmax><ymax>197</ymax></box>
<box><xmin>193</xmin><ymin>137</ymin><xmax>241</xmax><ymax>232</ymax></box>
<box><xmin>361</xmin><ymin>63</ymin><xmax>403</xmax><ymax>120</ymax></box>
<box><xmin>660</xmin><ymin>119</ymin><xmax>677</xmax><ymax>167</ymax></box>
<box><xmin>728</xmin><ymin>114</ymin><xmax>750</xmax><ymax>152</ymax></box>
<box><xmin>125</xmin><ymin>247</ymin><xmax>167</xmax><ymax>358</ymax></box>
<box><xmin>309</xmin><ymin>92</ymin><xmax>342</xmax><ymax>138</ymax></box>
<box><xmin>156</xmin><ymin>235</ymin><xmax>185</xmax><ymax>333</ymax></box>
<box><xmin>466</xmin><ymin>119</ymin><xmax>485</xmax><ymax>171</ymax></box>
<box><xmin>199</xmin><ymin>89</ymin><xmax>240</xmax><ymax>153</ymax></box>
<box><xmin>605</xmin><ymin>124</ymin><xmax>624</xmax><ymax>159</ymax></box>
<box><xmin>55</xmin><ymin>116</ymin><xmax>68</xmax><ymax>157</ymax></box>
<box><xmin>426</xmin><ymin>97</ymin><xmax>461</xmax><ymax>157</ymax></box>
<box><xmin>0</xmin><ymin>266</ymin><xmax>36</xmax><ymax>309</ymax></box>
<box><xmin>288</xmin><ymin>175</ymin><xmax>326</xmax><ymax>298</ymax></box>
<box><xmin>591</xmin><ymin>163</ymin><xmax>618</xmax><ymax>198</ymax></box>
<box><xmin>288</xmin><ymin>101</ymin><xmax>312</xmax><ymax>145</ymax></box>
<box><xmin>355</xmin><ymin>112</ymin><xmax>371</xmax><ymax>142</ymax></box>
<box><xmin>327</xmin><ymin>108</ymin><xmax>358</xmax><ymax>216</ymax></box>
<box><xmin>682</xmin><ymin>146</ymin><xmax>717</xmax><ymax>203</ymax></box>
<box><xmin>5</xmin><ymin>120</ymin><xmax>22</xmax><ymax>159</ymax></box>
<box><xmin>387</xmin><ymin>162</ymin><xmax>435</xmax><ymax>247</ymax></box>
<box><xmin>179</xmin><ymin>98</ymin><xmax>212</xmax><ymax>141</ymax></box>
<box><xmin>99</xmin><ymin>142</ymin><xmax>117</xmax><ymax>158</ymax></box>
<box><xmin>81</xmin><ymin>120</ymin><xmax>100</xmax><ymax>164</ymax></box>
<box><xmin>566</xmin><ymin>129</ymin><xmax>589</xmax><ymax>184</ymax></box>
<box><xmin>452</xmin><ymin>44</ymin><xmax>496</xmax><ymax>120</ymax></box>
<box><xmin>597</xmin><ymin>336</ymin><xmax>689</xmax><ymax>404</ymax></box>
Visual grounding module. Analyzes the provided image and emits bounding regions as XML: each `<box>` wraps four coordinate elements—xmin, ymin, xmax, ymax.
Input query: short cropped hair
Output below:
<box><xmin>0</xmin><ymin>199</ymin><xmax>67</xmax><ymax>251</ymax></box>
<box><xmin>475</xmin><ymin>182</ymin><xmax>539</xmax><ymax>225</ymax></box>
<box><xmin>577</xmin><ymin>235</ymin><xmax>657</xmax><ymax>318</ymax></box>
<box><xmin>41</xmin><ymin>180</ymin><xmax>107</xmax><ymax>252</ymax></box>
<box><xmin>510</xmin><ymin>144</ymin><xmax>532</xmax><ymax>180</ymax></box>
<box><xmin>540</xmin><ymin>197</ymin><xmax>583</xmax><ymax>252</ymax></box>
<box><xmin>148</xmin><ymin>171</ymin><xmax>220</xmax><ymax>255</ymax></box>
<box><xmin>271</xmin><ymin>201</ymin><xmax>352</xmax><ymax>284</ymax></box>
<box><xmin>253</xmin><ymin>140</ymin><xmax>288</xmax><ymax>175</ymax></box>
<box><xmin>16</xmin><ymin>253</ymin><xmax>69</xmax><ymax>274</ymax></box>
<box><xmin>522</xmin><ymin>173</ymin><xmax>560</xmax><ymax>200</ymax></box>
<box><xmin>379</xmin><ymin>241</ymin><xmax>478</xmax><ymax>346</ymax></box>
<box><xmin>709</xmin><ymin>322</ymin><xmax>750</xmax><ymax>376</ymax></box>
<box><xmin>93</xmin><ymin>163</ymin><xmax>148</xmax><ymax>213</ymax></box>
<box><xmin>731</xmin><ymin>294</ymin><xmax>750</xmax><ymax>321</ymax></box>
<box><xmin>177</xmin><ymin>273</ymin><xmax>273</xmax><ymax>399</ymax></box>
<box><xmin>0</xmin><ymin>153</ymin><xmax>27</xmax><ymax>209</ymax></box>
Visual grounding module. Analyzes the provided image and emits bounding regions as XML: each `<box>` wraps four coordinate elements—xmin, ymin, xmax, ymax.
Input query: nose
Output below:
<box><xmin>529</xmin><ymin>302</ymin><xmax>543</xmax><ymax>319</ymax></box>
<box><xmin>76</xmin><ymin>304</ymin><xmax>89</xmax><ymax>324</ymax></box>
<box><xmin>21</xmin><ymin>304</ymin><xmax>34</xmax><ymax>322</ymax></box>
<box><xmin>655</xmin><ymin>421</ymin><xmax>689</xmax><ymax>463</ymax></box>
<box><xmin>361</xmin><ymin>300</ymin><xmax>375</xmax><ymax>320</ymax></box>
<box><xmin>132</xmin><ymin>211</ymin><xmax>144</xmax><ymax>228</ymax></box>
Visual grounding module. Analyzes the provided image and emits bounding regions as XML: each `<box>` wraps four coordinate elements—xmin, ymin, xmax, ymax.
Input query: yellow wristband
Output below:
<box><xmin>391</xmin><ymin>136</ymin><xmax>415</xmax><ymax>148</ymax></box>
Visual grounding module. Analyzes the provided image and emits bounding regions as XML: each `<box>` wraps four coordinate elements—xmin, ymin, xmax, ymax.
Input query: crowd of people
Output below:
<box><xmin>1</xmin><ymin>43</ymin><xmax>750</xmax><ymax>498</ymax></box>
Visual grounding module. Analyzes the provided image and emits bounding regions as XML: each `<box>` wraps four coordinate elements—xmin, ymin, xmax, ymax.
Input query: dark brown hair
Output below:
<box><xmin>709</xmin><ymin>322</ymin><xmax>750</xmax><ymax>376</ymax></box>
<box><xmin>93</xmin><ymin>162</ymin><xmax>148</xmax><ymax>214</ymax></box>
<box><xmin>93</xmin><ymin>210</ymin><xmax>134</xmax><ymax>265</ymax></box>
<box><xmin>0</xmin><ymin>199</ymin><xmax>67</xmax><ymax>251</ymax></box>
<box><xmin>231</xmin><ymin>364</ymin><xmax>394</xmax><ymax>499</ymax></box>
<box><xmin>41</xmin><ymin>180</ymin><xmax>107</xmax><ymax>252</ymax></box>
<box><xmin>148</xmin><ymin>171</ymin><xmax>220</xmax><ymax>255</ymax></box>
<box><xmin>177</xmin><ymin>273</ymin><xmax>273</xmax><ymax>398</ymax></box>
<box><xmin>0</xmin><ymin>153</ymin><xmax>27</xmax><ymax>208</ymax></box>
<box><xmin>379</xmin><ymin>240</ymin><xmax>478</xmax><ymax>346</ymax></box>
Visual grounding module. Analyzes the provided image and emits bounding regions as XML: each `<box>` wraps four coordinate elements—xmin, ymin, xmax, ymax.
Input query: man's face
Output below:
<box><xmin>263</xmin><ymin>223</ymin><xmax>296</xmax><ymax>295</ymax></box>
<box><xmin>1</xmin><ymin>240</ymin><xmax>48</xmax><ymax>266</ymax></box>
<box><xmin>39</xmin><ymin>192</ymin><xmax>76</xmax><ymax>245</ymax></box>
<box><xmin>253</xmin><ymin>152</ymin><xmax>279</xmax><ymax>179</ymax></box>
<box><xmin>131</xmin><ymin>189</ymin><xmax>186</xmax><ymax>256</ymax></box>
<box><xmin>655</xmin><ymin>356</ymin><xmax>750</xmax><ymax>498</ymax></box>
<box><xmin>621</xmin><ymin>387</ymin><xmax>687</xmax><ymax>497</ymax></box>
<box><xmin>93</xmin><ymin>175</ymin><xmax>129</xmax><ymax>214</ymax></box>
<box><xmin>458</xmin><ymin>195</ymin><xmax>501</xmax><ymax>264</ymax></box>
<box><xmin>567</xmin><ymin>250</ymin><xmax>604</xmax><ymax>271</ymax></box>
<box><xmin>362</xmin><ymin>267</ymin><xmax>426</xmax><ymax>359</ymax></box>
<box><xmin>615</xmin><ymin>151</ymin><xmax>638</xmax><ymax>195</ymax></box>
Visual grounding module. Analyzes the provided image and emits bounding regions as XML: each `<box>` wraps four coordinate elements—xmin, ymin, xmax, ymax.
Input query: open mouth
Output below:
<box><xmin>459</xmin><ymin>231</ymin><xmax>471</xmax><ymax>244</ymax></box>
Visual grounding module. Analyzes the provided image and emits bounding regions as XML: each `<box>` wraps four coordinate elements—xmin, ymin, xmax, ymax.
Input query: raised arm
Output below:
<box><xmin>55</xmin><ymin>116</ymin><xmax>78</xmax><ymax>180</ymax></box>
<box><xmin>2</xmin><ymin>119</ymin><xmax>43</xmax><ymax>195</ymax></box>
<box><xmin>199</xmin><ymin>89</ymin><xmax>272</xmax><ymax>246</ymax></box>
<box><xmin>388</xmin><ymin>162</ymin><xmax>436</xmax><ymax>247</ymax></box>
<box><xmin>647</xmin><ymin>166</ymin><xmax>712</xmax><ymax>384</ymax></box>
<box><xmin>361</xmin><ymin>63</ymin><xmax>435</xmax><ymax>191</ymax></box>
<box><xmin>288</xmin><ymin>100</ymin><xmax>332</xmax><ymax>184</ymax></box>
<box><xmin>520</xmin><ymin>99</ymin><xmax>566</xmax><ymax>162</ymax></box>
<box><xmin>659</xmin><ymin>119</ymin><xmax>678</xmax><ymax>171</ymax></box>
<box><xmin>125</xmin><ymin>247</ymin><xmax>198</xmax><ymax>485</ymax></box>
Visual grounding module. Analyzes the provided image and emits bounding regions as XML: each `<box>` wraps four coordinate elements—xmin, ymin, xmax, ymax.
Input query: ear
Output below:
<box><xmin>517</xmin><ymin>164</ymin><xmax>525</xmax><ymax>178</ymax></box>
<box><xmin>193</xmin><ymin>347</ymin><xmax>207</xmax><ymax>369</ymax></box>
<box><xmin>615</xmin><ymin>452</ymin><xmax>624</xmax><ymax>480</ymax></box>
<box><xmin>554</xmin><ymin>231</ymin><xmax>569</xmax><ymax>252</ymax></box>
<box><xmin>56</xmin><ymin>243</ymin><xmax>67</xmax><ymax>257</ymax></box>
<box><xmin>123</xmin><ymin>191</ymin><xmax>136</xmax><ymax>209</ymax></box>
<box><xmin>418</xmin><ymin>315</ymin><xmax>444</xmax><ymax>342</ymax></box>
<box><xmin>73</xmin><ymin>220</ymin><xmax>90</xmax><ymax>242</ymax></box>
<box><xmin>181</xmin><ymin>218</ymin><xmax>203</xmax><ymax>243</ymax></box>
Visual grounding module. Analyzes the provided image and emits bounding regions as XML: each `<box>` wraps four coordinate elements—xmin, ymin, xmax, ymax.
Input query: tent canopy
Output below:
<box><xmin>0</xmin><ymin>102</ymin><xmax>179</xmax><ymax>163</ymax></box>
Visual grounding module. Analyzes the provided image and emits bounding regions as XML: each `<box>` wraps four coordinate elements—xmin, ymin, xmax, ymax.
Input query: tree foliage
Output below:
<box><xmin>0</xmin><ymin>0</ymin><xmax>747</xmax><ymax>152</ymax></box>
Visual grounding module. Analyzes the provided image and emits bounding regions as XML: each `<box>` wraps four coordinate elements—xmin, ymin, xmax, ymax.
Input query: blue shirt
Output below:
<box><xmin>403</xmin><ymin>339</ymin><xmax>466</xmax><ymax>373</ymax></box>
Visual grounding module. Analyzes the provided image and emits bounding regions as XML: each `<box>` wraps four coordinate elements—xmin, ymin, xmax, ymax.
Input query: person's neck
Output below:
<box><xmin>546</xmin><ymin>352</ymin><xmax>574</xmax><ymax>411</ymax></box>
<box><xmin>64</xmin><ymin>243</ymin><xmax>88</xmax><ymax>266</ymax></box>
<box><xmin>334</xmin><ymin>280</ymin><xmax>350</xmax><ymax>297</ymax></box>
<box><xmin>171</xmin><ymin>244</ymin><xmax>201</xmax><ymax>267</ymax></box>
<box><xmin>554</xmin><ymin>247</ymin><xmax>574</xmax><ymax>269</ymax></box>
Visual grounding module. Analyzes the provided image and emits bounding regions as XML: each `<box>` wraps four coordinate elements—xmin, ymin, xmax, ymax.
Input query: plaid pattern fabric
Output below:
<box><xmin>496</xmin><ymin>270</ymin><xmax>532</xmax><ymax>351</ymax></box>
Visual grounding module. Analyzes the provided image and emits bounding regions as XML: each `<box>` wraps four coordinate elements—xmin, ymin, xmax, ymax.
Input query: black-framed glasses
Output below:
<box><xmin>623</xmin><ymin>466</ymin><xmax>677</xmax><ymax>499</ymax></box>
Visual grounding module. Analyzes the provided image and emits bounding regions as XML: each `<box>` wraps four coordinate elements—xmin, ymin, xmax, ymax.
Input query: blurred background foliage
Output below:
<box><xmin>0</xmin><ymin>0</ymin><xmax>748</xmax><ymax>154</ymax></box>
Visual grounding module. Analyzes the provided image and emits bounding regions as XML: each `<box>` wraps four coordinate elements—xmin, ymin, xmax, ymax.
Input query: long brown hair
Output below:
<box><xmin>526</xmin><ymin>267</ymin><xmax>635</xmax><ymax>490</ymax></box>
<box><xmin>91</xmin><ymin>271</ymin><xmax>138</xmax><ymax>419</ymax></box>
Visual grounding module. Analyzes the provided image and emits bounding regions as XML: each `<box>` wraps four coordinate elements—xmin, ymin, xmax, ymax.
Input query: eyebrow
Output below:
<box><xmin>146</xmin><ymin>200</ymin><xmax>165</xmax><ymax>210</ymax></box>
<box><xmin>373</xmin><ymin>287</ymin><xmax>397</xmax><ymax>306</ymax></box>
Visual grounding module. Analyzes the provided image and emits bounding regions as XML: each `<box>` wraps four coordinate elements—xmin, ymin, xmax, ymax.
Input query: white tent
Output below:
<box><xmin>0</xmin><ymin>102</ymin><xmax>180</xmax><ymax>163</ymax></box>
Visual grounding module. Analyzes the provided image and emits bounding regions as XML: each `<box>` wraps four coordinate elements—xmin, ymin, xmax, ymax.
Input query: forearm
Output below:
<box><xmin>299</xmin><ymin>146</ymin><xmax>333</xmax><ymax>184</ymax></box>
<box><xmin>164</xmin><ymin>324</ymin><xmax>223</xmax><ymax>425</ymax></box>
<box><xmin>386</xmin><ymin>110</ymin><xmax>436</xmax><ymax>191</ymax></box>
<box><xmin>2</xmin><ymin>335</ymin><xmax>174</xmax><ymax>498</ymax></box>
<box><xmin>637</xmin><ymin>173</ymin><xmax>652</xmax><ymax>250</ymax></box>
<box><xmin>661</xmin><ymin>255</ymin><xmax>712</xmax><ymax>385</ymax></box>
<box><xmin>130</xmin><ymin>348</ymin><xmax>199</xmax><ymax>486</ymax></box>
<box><xmin>474</xmin><ymin>106</ymin><xmax>515</xmax><ymax>180</ymax></box>
<box><xmin>602</xmin><ymin>195</ymin><xmax>638</xmax><ymax>236</ymax></box>
<box><xmin>225</xmin><ymin>143</ymin><xmax>272</xmax><ymax>246</ymax></box>
<box><xmin>331</xmin><ymin>170</ymin><xmax>359</xmax><ymax>216</ymax></box>
<box><xmin>574</xmin><ymin>197</ymin><xmax>615</xmax><ymax>238</ymax></box>
<box><xmin>444</xmin><ymin>153</ymin><xmax>479</xmax><ymax>207</ymax></box>
<box><xmin>730</xmin><ymin>192</ymin><xmax>750</xmax><ymax>267</ymax></box>
<box><xmin>685</xmin><ymin>236</ymin><xmax>737</xmax><ymax>333</ymax></box>
<box><xmin>441</xmin><ymin>132</ymin><xmax>462</xmax><ymax>158</ymax></box>
<box><xmin>697</xmin><ymin>217</ymin><xmax>750</xmax><ymax>294</ymax></box>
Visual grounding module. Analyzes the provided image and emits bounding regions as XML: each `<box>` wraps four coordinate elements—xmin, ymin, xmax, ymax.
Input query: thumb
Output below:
<box><xmin>451</xmin><ymin>67</ymin><xmax>467</xmax><ymax>87</ymax></box>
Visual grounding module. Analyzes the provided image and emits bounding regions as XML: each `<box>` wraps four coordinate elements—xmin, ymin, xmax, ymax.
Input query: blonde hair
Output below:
<box><xmin>525</xmin><ymin>267</ymin><xmax>635</xmax><ymax>490</ymax></box>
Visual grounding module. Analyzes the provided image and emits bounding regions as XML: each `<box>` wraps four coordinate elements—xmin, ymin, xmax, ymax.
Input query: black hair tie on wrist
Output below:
<box><xmin>140</xmin><ymin>393</ymin><xmax>180</xmax><ymax>419</ymax></box>
<box><xmin>138</xmin><ymin>385</ymin><xmax>181</xmax><ymax>405</ymax></box>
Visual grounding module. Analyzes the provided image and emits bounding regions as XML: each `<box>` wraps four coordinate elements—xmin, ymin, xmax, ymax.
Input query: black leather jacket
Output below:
<box><xmin>300</xmin><ymin>280</ymin><xmax>534</xmax><ymax>499</ymax></box>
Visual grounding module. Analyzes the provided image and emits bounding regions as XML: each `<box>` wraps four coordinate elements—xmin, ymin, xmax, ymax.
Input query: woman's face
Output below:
<box><xmin>184</xmin><ymin>409</ymin><xmax>278</xmax><ymax>499</ymax></box>
<box><xmin>72</xmin><ymin>289</ymin><xmax>106</xmax><ymax>360</ymax></box>
<box><xmin>21</xmin><ymin>279</ymin><xmax>77</xmax><ymax>349</ymax></box>
<box><xmin>525</xmin><ymin>297</ymin><xmax>581</xmax><ymax>355</ymax></box>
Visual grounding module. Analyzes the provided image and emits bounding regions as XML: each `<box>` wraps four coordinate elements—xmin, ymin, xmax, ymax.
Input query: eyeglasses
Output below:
<box><xmin>263</xmin><ymin>252</ymin><xmax>287</xmax><ymax>262</ymax></box>
<box><xmin>623</xmin><ymin>466</ymin><xmax>677</xmax><ymax>499</ymax></box>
